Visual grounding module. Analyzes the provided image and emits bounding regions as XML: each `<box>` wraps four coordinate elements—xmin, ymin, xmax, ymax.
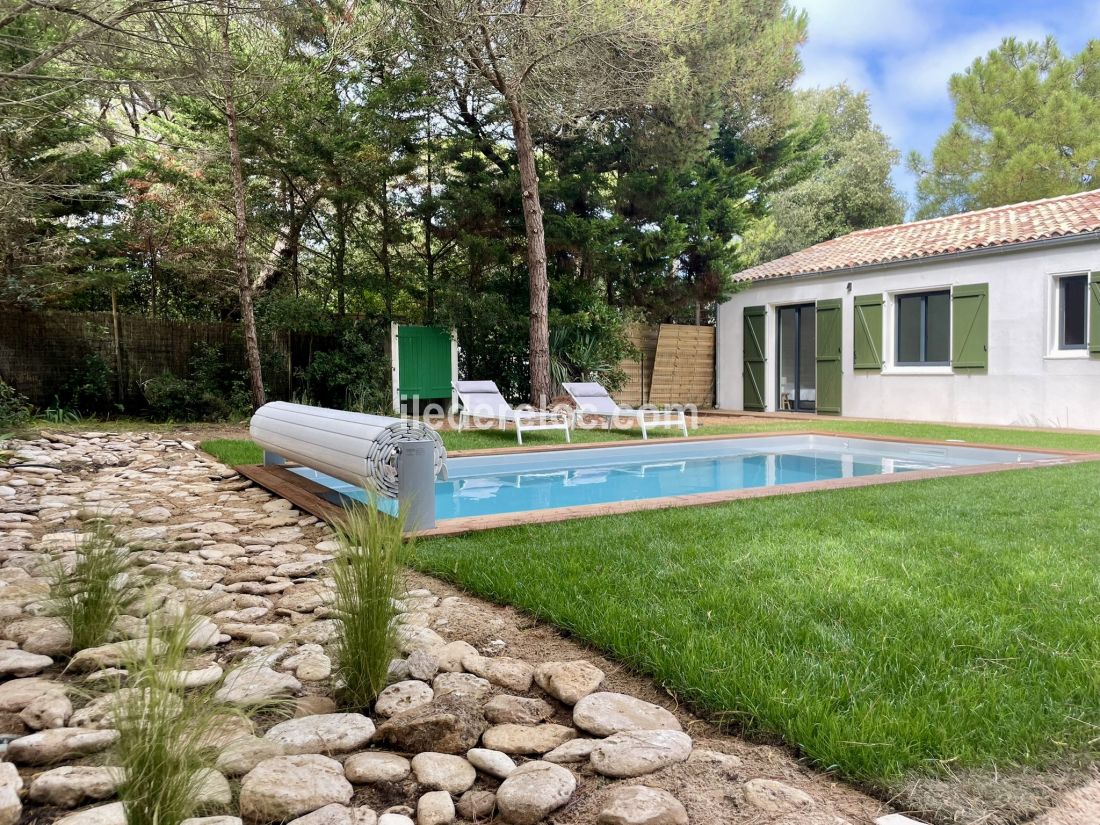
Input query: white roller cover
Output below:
<box><xmin>250</xmin><ymin>401</ymin><xmax>447</xmax><ymax>499</ymax></box>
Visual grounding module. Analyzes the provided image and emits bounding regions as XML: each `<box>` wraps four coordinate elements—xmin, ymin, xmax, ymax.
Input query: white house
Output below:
<box><xmin>716</xmin><ymin>190</ymin><xmax>1100</xmax><ymax>429</ymax></box>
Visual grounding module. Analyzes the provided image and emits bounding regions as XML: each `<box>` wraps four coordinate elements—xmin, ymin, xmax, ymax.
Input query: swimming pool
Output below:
<box><xmin>288</xmin><ymin>434</ymin><xmax>1064</xmax><ymax>524</ymax></box>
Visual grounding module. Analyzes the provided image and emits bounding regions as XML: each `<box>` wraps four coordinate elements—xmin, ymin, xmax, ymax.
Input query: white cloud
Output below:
<box><xmin>880</xmin><ymin>23</ymin><xmax>1049</xmax><ymax>108</ymax></box>
<box><xmin>793</xmin><ymin>0</ymin><xmax>1092</xmax><ymax>207</ymax></box>
<box><xmin>795</xmin><ymin>43</ymin><xmax>875</xmax><ymax>92</ymax></box>
<box><xmin>796</xmin><ymin>0</ymin><xmax>931</xmax><ymax>48</ymax></box>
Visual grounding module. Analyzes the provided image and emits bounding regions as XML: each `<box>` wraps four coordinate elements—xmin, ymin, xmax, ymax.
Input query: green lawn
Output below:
<box><xmin>201</xmin><ymin>420</ymin><xmax>1100</xmax><ymax>795</ymax></box>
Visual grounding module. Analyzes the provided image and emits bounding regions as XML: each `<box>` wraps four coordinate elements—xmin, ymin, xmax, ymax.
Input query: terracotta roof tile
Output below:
<box><xmin>737</xmin><ymin>189</ymin><xmax>1100</xmax><ymax>282</ymax></box>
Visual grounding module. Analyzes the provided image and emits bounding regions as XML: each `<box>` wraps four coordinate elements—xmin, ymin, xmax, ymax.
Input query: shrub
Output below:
<box><xmin>331</xmin><ymin>502</ymin><xmax>408</xmax><ymax>709</ymax></box>
<box><xmin>112</xmin><ymin>618</ymin><xmax>244</xmax><ymax>825</ymax></box>
<box><xmin>297</xmin><ymin>322</ymin><xmax>390</xmax><ymax>411</ymax></box>
<box><xmin>58</xmin><ymin>352</ymin><xmax>119</xmax><ymax>417</ymax></box>
<box><xmin>142</xmin><ymin>343</ymin><xmax>251</xmax><ymax>421</ymax></box>
<box><xmin>46</xmin><ymin>520</ymin><xmax>140</xmax><ymax>652</ymax></box>
<box><xmin>0</xmin><ymin>378</ymin><xmax>32</xmax><ymax>428</ymax></box>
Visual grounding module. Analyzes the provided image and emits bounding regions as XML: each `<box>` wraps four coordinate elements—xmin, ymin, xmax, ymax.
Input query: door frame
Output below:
<box><xmin>774</xmin><ymin>302</ymin><xmax>817</xmax><ymax>413</ymax></box>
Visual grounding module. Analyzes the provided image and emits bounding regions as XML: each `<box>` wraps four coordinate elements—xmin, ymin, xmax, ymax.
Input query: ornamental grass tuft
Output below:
<box><xmin>331</xmin><ymin>500</ymin><xmax>409</xmax><ymax>710</ymax></box>
<box><xmin>111</xmin><ymin>616</ymin><xmax>244</xmax><ymax>825</ymax></box>
<box><xmin>46</xmin><ymin>519</ymin><xmax>140</xmax><ymax>653</ymax></box>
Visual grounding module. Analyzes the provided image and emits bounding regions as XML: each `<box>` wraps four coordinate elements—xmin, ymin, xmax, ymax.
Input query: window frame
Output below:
<box><xmin>894</xmin><ymin>289</ymin><xmax>952</xmax><ymax>367</ymax></box>
<box><xmin>1057</xmin><ymin>273</ymin><xmax>1089</xmax><ymax>351</ymax></box>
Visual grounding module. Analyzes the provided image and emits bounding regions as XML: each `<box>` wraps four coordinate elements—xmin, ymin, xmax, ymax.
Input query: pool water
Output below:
<box><xmin>289</xmin><ymin>434</ymin><xmax>1060</xmax><ymax>522</ymax></box>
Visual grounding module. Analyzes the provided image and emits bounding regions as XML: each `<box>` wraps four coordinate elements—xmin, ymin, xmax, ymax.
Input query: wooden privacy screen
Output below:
<box><xmin>613</xmin><ymin>323</ymin><xmax>714</xmax><ymax>408</ymax></box>
<box><xmin>614</xmin><ymin>324</ymin><xmax>659</xmax><ymax>407</ymax></box>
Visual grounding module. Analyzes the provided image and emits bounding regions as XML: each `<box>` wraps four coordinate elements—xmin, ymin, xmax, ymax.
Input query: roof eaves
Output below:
<box><xmin>736</xmin><ymin>229</ymin><xmax>1100</xmax><ymax>285</ymax></box>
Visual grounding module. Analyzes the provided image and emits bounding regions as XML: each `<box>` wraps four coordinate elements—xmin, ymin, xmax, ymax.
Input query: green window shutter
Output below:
<box><xmin>742</xmin><ymin>305</ymin><xmax>766</xmax><ymax>411</ymax></box>
<box><xmin>951</xmin><ymin>283</ymin><xmax>989</xmax><ymax>371</ymax></box>
<box><xmin>853</xmin><ymin>294</ymin><xmax>884</xmax><ymax>370</ymax></box>
<box><xmin>815</xmin><ymin>299</ymin><xmax>842</xmax><ymax>415</ymax></box>
<box><xmin>1090</xmin><ymin>272</ymin><xmax>1100</xmax><ymax>354</ymax></box>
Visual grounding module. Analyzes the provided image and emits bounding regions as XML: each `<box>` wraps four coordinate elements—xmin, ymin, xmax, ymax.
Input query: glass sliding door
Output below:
<box><xmin>776</xmin><ymin>304</ymin><xmax>816</xmax><ymax>412</ymax></box>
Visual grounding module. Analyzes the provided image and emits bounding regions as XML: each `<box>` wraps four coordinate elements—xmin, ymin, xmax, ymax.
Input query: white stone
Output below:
<box><xmin>461</xmin><ymin>654</ymin><xmax>534</xmax><ymax>692</ymax></box>
<box><xmin>7</xmin><ymin>727</ymin><xmax>119</xmax><ymax>765</ymax></box>
<box><xmin>138</xmin><ymin>506</ymin><xmax>172</xmax><ymax>523</ymax></box>
<box><xmin>416</xmin><ymin>791</ymin><xmax>455</xmax><ymax>825</ymax></box>
<box><xmin>483</xmin><ymin>695</ymin><xmax>553</xmax><ymax>725</ymax></box>
<box><xmin>573</xmin><ymin>692</ymin><xmax>681</xmax><ymax>736</ymax></box>
<box><xmin>69</xmin><ymin>639</ymin><xmax>166</xmax><ymax>672</ymax></box>
<box><xmin>215</xmin><ymin>735</ymin><xmax>286</xmax><ymax>777</ymax></box>
<box><xmin>405</xmin><ymin>650</ymin><xmax>439</xmax><ymax>681</ymax></box>
<box><xmin>481</xmin><ymin>723</ymin><xmax>577</xmax><ymax>755</ymax></box>
<box><xmin>0</xmin><ymin>678</ymin><xmax>66</xmax><ymax>712</ymax></box>
<box><xmin>375</xmin><ymin>680</ymin><xmax>434</xmax><ymax>718</ymax></box>
<box><xmin>54</xmin><ymin>802</ymin><xmax>126</xmax><ymax>825</ymax></box>
<box><xmin>495</xmin><ymin>761</ymin><xmax>576</xmax><ymax>825</ymax></box>
<box><xmin>239</xmin><ymin>755</ymin><xmax>354</xmax><ymax>822</ymax></box>
<box><xmin>71</xmin><ymin>688</ymin><xmax>182</xmax><ymax>729</ymax></box>
<box><xmin>378</xmin><ymin>816</ymin><xmax>414</xmax><ymax>825</ymax></box>
<box><xmin>181</xmin><ymin>818</ymin><xmax>245</xmax><ymax>825</ymax></box>
<box><xmin>743</xmin><ymin>778</ymin><xmax>815</xmax><ymax>812</ymax></box>
<box><xmin>395</xmin><ymin>626</ymin><xmax>445</xmax><ymax>654</ymax></box>
<box><xmin>167</xmin><ymin>662</ymin><xmax>224</xmax><ymax>688</ymax></box>
<box><xmin>0</xmin><ymin>763</ymin><xmax>21</xmax><ymax>825</ymax></box>
<box><xmin>20</xmin><ymin>690</ymin><xmax>72</xmax><ymax>729</ymax></box>
<box><xmin>264</xmin><ymin>713</ymin><xmax>375</xmax><ymax>755</ymax></box>
<box><xmin>590</xmin><ymin>730</ymin><xmax>692</xmax><ymax>778</ymax></box>
<box><xmin>466</xmin><ymin>747</ymin><xmax>516</xmax><ymax>779</ymax></box>
<box><xmin>0</xmin><ymin>648</ymin><xmax>53</xmax><ymax>677</ymax></box>
<box><xmin>544</xmin><ymin>738</ymin><xmax>601</xmax><ymax>763</ymax></box>
<box><xmin>194</xmin><ymin>768</ymin><xmax>232</xmax><ymax>806</ymax></box>
<box><xmin>434</xmin><ymin>641</ymin><xmax>478</xmax><ymax>673</ymax></box>
<box><xmin>597</xmin><ymin>785</ymin><xmax>688</xmax><ymax>825</ymax></box>
<box><xmin>431</xmin><ymin>672</ymin><xmax>490</xmax><ymax>701</ymax></box>
<box><xmin>28</xmin><ymin>766</ymin><xmax>122</xmax><ymax>808</ymax></box>
<box><xmin>410</xmin><ymin>752</ymin><xmax>476</xmax><ymax>794</ymax></box>
<box><xmin>344</xmin><ymin>752</ymin><xmax>411</xmax><ymax>783</ymax></box>
<box><xmin>533</xmin><ymin>660</ymin><xmax>605</xmax><ymax>705</ymax></box>
<box><xmin>285</xmin><ymin>803</ymin><xmax>361</xmax><ymax>825</ymax></box>
<box><xmin>215</xmin><ymin>666</ymin><xmax>300</xmax><ymax>705</ymax></box>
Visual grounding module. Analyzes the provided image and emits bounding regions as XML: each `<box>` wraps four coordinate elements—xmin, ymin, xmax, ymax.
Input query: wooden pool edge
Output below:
<box><xmin>236</xmin><ymin>433</ymin><xmax>1100</xmax><ymax>538</ymax></box>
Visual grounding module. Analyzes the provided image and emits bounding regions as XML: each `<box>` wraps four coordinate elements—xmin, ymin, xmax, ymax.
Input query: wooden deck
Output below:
<box><xmin>235</xmin><ymin>464</ymin><xmax>346</xmax><ymax>523</ymax></box>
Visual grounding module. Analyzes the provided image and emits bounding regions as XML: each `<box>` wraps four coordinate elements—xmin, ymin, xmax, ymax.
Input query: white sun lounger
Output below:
<box><xmin>562</xmin><ymin>382</ymin><xmax>688</xmax><ymax>439</ymax></box>
<box><xmin>454</xmin><ymin>380</ymin><xmax>571</xmax><ymax>444</ymax></box>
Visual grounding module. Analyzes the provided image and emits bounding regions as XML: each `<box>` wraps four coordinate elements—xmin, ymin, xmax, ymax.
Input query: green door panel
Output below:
<box><xmin>1090</xmin><ymin>272</ymin><xmax>1100</xmax><ymax>354</ymax></box>
<box><xmin>853</xmin><ymin>293</ymin><xmax>884</xmax><ymax>370</ymax></box>
<box><xmin>398</xmin><ymin>325</ymin><xmax>453</xmax><ymax>400</ymax></box>
<box><xmin>742</xmin><ymin>306</ymin><xmax>766</xmax><ymax>411</ymax></box>
<box><xmin>816</xmin><ymin>299</ymin><xmax>842</xmax><ymax>415</ymax></box>
<box><xmin>951</xmin><ymin>283</ymin><xmax>989</xmax><ymax>370</ymax></box>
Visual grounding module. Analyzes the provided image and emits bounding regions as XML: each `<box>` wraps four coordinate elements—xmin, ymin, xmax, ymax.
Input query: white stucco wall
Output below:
<box><xmin>715</xmin><ymin>240</ymin><xmax>1100</xmax><ymax>429</ymax></box>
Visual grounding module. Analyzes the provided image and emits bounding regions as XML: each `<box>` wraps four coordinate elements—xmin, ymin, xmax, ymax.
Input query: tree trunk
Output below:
<box><xmin>424</xmin><ymin>113</ymin><xmax>435</xmax><ymax>325</ymax></box>
<box><xmin>110</xmin><ymin>288</ymin><xmax>124</xmax><ymax>404</ymax></box>
<box><xmin>507</xmin><ymin>96</ymin><xmax>550</xmax><ymax>407</ymax></box>
<box><xmin>381</xmin><ymin>180</ymin><xmax>393</xmax><ymax>322</ymax></box>
<box><xmin>335</xmin><ymin>199</ymin><xmax>347</xmax><ymax>318</ymax></box>
<box><xmin>221</xmin><ymin>5</ymin><xmax>265</xmax><ymax>410</ymax></box>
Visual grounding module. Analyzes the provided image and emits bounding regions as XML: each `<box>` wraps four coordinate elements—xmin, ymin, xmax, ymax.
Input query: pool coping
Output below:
<box><xmin>236</xmin><ymin>431</ymin><xmax>1100</xmax><ymax>537</ymax></box>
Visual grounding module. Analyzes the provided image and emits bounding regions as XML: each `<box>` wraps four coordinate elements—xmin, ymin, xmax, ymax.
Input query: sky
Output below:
<box><xmin>794</xmin><ymin>0</ymin><xmax>1100</xmax><ymax>211</ymax></box>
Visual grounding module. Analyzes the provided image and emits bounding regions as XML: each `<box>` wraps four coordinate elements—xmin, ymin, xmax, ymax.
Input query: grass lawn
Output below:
<box><xmin>201</xmin><ymin>418</ymin><xmax>1100</xmax><ymax>796</ymax></box>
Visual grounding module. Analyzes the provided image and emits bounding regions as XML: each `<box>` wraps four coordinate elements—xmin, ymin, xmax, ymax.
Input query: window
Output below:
<box><xmin>1058</xmin><ymin>274</ymin><xmax>1088</xmax><ymax>350</ymax></box>
<box><xmin>896</xmin><ymin>290</ymin><xmax>950</xmax><ymax>365</ymax></box>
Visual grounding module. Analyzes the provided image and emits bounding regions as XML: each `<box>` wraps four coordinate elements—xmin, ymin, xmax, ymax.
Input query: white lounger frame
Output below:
<box><xmin>562</xmin><ymin>381</ymin><xmax>688</xmax><ymax>439</ymax></box>
<box><xmin>454</xmin><ymin>381</ymin><xmax>571</xmax><ymax>445</ymax></box>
